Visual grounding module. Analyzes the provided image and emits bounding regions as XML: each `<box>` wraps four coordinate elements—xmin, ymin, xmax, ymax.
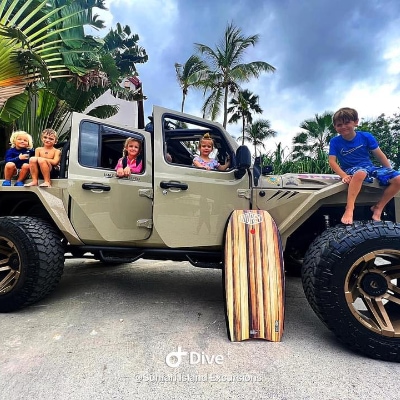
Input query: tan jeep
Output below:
<box><xmin>1</xmin><ymin>106</ymin><xmax>400</xmax><ymax>361</ymax></box>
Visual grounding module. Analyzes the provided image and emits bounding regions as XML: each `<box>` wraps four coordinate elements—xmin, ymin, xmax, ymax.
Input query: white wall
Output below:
<box><xmin>85</xmin><ymin>89</ymin><xmax>139</xmax><ymax>129</ymax></box>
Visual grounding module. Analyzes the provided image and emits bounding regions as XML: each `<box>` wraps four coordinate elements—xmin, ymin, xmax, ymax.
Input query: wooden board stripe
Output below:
<box><xmin>224</xmin><ymin>210</ymin><xmax>285</xmax><ymax>342</ymax></box>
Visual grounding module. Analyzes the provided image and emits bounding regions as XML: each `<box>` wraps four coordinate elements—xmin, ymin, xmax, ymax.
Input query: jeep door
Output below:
<box><xmin>67</xmin><ymin>113</ymin><xmax>153</xmax><ymax>244</ymax></box>
<box><xmin>152</xmin><ymin>106</ymin><xmax>251</xmax><ymax>248</ymax></box>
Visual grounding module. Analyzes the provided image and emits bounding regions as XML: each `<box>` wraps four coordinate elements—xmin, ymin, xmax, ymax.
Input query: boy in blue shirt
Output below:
<box><xmin>329</xmin><ymin>107</ymin><xmax>400</xmax><ymax>224</ymax></box>
<box><xmin>2</xmin><ymin>131</ymin><xmax>34</xmax><ymax>186</ymax></box>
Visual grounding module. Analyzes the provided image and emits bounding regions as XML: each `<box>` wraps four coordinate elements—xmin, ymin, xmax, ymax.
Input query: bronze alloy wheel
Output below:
<box><xmin>0</xmin><ymin>216</ymin><xmax>65</xmax><ymax>312</ymax></box>
<box><xmin>344</xmin><ymin>249</ymin><xmax>400</xmax><ymax>337</ymax></box>
<box><xmin>302</xmin><ymin>221</ymin><xmax>400</xmax><ymax>362</ymax></box>
<box><xmin>0</xmin><ymin>237</ymin><xmax>21</xmax><ymax>295</ymax></box>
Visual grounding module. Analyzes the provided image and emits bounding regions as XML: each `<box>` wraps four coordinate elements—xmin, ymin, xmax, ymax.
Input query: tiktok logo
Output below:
<box><xmin>165</xmin><ymin>347</ymin><xmax>224</xmax><ymax>368</ymax></box>
<box><xmin>165</xmin><ymin>346</ymin><xmax>188</xmax><ymax>368</ymax></box>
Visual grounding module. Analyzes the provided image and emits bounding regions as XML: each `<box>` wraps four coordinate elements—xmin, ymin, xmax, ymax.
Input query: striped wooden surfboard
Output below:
<box><xmin>224</xmin><ymin>210</ymin><xmax>285</xmax><ymax>342</ymax></box>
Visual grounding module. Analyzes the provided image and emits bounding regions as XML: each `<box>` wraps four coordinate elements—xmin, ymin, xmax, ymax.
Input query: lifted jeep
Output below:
<box><xmin>1</xmin><ymin>106</ymin><xmax>400</xmax><ymax>361</ymax></box>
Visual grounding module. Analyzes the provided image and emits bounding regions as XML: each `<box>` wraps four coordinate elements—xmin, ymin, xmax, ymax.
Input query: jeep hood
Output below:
<box><xmin>257</xmin><ymin>173</ymin><xmax>341</xmax><ymax>189</ymax></box>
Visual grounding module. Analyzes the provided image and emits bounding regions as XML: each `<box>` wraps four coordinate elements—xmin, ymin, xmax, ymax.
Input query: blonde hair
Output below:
<box><xmin>122</xmin><ymin>137</ymin><xmax>142</xmax><ymax>157</ymax></box>
<box><xmin>9</xmin><ymin>131</ymin><xmax>33</xmax><ymax>149</ymax></box>
<box><xmin>199</xmin><ymin>132</ymin><xmax>214</xmax><ymax>149</ymax></box>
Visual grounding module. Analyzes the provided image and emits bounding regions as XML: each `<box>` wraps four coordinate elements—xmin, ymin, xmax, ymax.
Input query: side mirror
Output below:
<box><xmin>234</xmin><ymin>145</ymin><xmax>251</xmax><ymax>179</ymax></box>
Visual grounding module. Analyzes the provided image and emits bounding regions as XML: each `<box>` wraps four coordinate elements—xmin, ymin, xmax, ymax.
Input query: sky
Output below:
<box><xmin>93</xmin><ymin>0</ymin><xmax>400</xmax><ymax>153</ymax></box>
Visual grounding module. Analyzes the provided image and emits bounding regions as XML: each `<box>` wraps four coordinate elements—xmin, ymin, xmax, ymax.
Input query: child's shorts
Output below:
<box><xmin>345</xmin><ymin>166</ymin><xmax>400</xmax><ymax>186</ymax></box>
<box><xmin>12</xmin><ymin>168</ymin><xmax>21</xmax><ymax>179</ymax></box>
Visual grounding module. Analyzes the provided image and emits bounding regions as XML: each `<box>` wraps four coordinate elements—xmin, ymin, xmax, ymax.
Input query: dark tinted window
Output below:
<box><xmin>79</xmin><ymin>121</ymin><xmax>144</xmax><ymax>171</ymax></box>
<box><xmin>79</xmin><ymin>121</ymin><xmax>100</xmax><ymax>167</ymax></box>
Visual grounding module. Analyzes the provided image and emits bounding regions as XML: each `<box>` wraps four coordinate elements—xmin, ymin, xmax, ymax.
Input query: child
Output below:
<box><xmin>115</xmin><ymin>138</ymin><xmax>143</xmax><ymax>177</ymax></box>
<box><xmin>25</xmin><ymin>129</ymin><xmax>61</xmax><ymax>188</ymax></box>
<box><xmin>193</xmin><ymin>133</ymin><xmax>230</xmax><ymax>171</ymax></box>
<box><xmin>329</xmin><ymin>107</ymin><xmax>400</xmax><ymax>224</ymax></box>
<box><xmin>2</xmin><ymin>131</ymin><xmax>34</xmax><ymax>186</ymax></box>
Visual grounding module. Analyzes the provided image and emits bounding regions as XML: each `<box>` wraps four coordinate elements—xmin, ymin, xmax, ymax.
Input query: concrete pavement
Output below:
<box><xmin>1</xmin><ymin>258</ymin><xmax>399</xmax><ymax>400</ymax></box>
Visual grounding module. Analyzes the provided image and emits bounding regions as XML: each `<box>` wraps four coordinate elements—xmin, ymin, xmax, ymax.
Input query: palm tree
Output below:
<box><xmin>291</xmin><ymin>112</ymin><xmax>337</xmax><ymax>160</ymax></box>
<box><xmin>0</xmin><ymin>0</ymin><xmax>108</xmax><ymax>132</ymax></box>
<box><xmin>0</xmin><ymin>0</ymin><xmax>107</xmax><ymax>110</ymax></box>
<box><xmin>175</xmin><ymin>55</ymin><xmax>208</xmax><ymax>113</ymax></box>
<box><xmin>227</xmin><ymin>89</ymin><xmax>263</xmax><ymax>144</ymax></box>
<box><xmin>241</xmin><ymin>119</ymin><xmax>276</xmax><ymax>157</ymax></box>
<box><xmin>39</xmin><ymin>23</ymin><xmax>148</xmax><ymax>140</ymax></box>
<box><xmin>194</xmin><ymin>23</ymin><xmax>275</xmax><ymax>128</ymax></box>
<box><xmin>0</xmin><ymin>0</ymin><xmax>148</xmax><ymax>144</ymax></box>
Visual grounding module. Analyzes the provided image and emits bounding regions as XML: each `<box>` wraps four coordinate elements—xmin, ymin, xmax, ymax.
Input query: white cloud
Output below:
<box><xmin>85</xmin><ymin>0</ymin><xmax>400</xmax><ymax>157</ymax></box>
<box><xmin>384</xmin><ymin>42</ymin><xmax>400</xmax><ymax>75</ymax></box>
<box><xmin>104</xmin><ymin>0</ymin><xmax>179</xmax><ymax>54</ymax></box>
<box><xmin>340</xmin><ymin>82</ymin><xmax>400</xmax><ymax>121</ymax></box>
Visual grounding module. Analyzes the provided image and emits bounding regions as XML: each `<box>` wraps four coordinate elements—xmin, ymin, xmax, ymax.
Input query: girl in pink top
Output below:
<box><xmin>115</xmin><ymin>138</ymin><xmax>143</xmax><ymax>177</ymax></box>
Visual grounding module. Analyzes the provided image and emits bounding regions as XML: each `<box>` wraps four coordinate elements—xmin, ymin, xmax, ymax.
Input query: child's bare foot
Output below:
<box><xmin>341</xmin><ymin>209</ymin><xmax>354</xmax><ymax>225</ymax></box>
<box><xmin>39</xmin><ymin>182</ymin><xmax>51</xmax><ymax>188</ymax></box>
<box><xmin>371</xmin><ymin>205</ymin><xmax>382</xmax><ymax>221</ymax></box>
<box><xmin>24</xmin><ymin>182</ymin><xmax>38</xmax><ymax>187</ymax></box>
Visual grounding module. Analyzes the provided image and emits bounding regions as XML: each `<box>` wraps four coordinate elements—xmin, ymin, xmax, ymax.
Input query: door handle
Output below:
<box><xmin>160</xmin><ymin>180</ymin><xmax>188</xmax><ymax>190</ymax></box>
<box><xmin>82</xmin><ymin>183</ymin><xmax>111</xmax><ymax>191</ymax></box>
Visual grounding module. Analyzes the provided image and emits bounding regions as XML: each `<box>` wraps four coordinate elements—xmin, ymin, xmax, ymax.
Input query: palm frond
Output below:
<box><xmin>195</xmin><ymin>23</ymin><xmax>275</xmax><ymax>127</ymax></box>
<box><xmin>87</xmin><ymin>104</ymin><xmax>119</xmax><ymax>119</ymax></box>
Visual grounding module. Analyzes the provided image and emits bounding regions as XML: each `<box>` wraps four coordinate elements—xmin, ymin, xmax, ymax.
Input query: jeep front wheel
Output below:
<box><xmin>302</xmin><ymin>221</ymin><xmax>400</xmax><ymax>362</ymax></box>
<box><xmin>0</xmin><ymin>216</ymin><xmax>65</xmax><ymax>312</ymax></box>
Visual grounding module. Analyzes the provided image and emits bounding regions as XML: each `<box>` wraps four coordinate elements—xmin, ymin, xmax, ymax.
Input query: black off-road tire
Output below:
<box><xmin>0</xmin><ymin>216</ymin><xmax>65</xmax><ymax>312</ymax></box>
<box><xmin>301</xmin><ymin>224</ymin><xmax>348</xmax><ymax>316</ymax></box>
<box><xmin>302</xmin><ymin>221</ymin><xmax>400</xmax><ymax>362</ymax></box>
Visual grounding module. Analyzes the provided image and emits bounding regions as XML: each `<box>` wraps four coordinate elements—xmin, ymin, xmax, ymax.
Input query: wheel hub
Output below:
<box><xmin>9</xmin><ymin>253</ymin><xmax>20</xmax><ymax>270</ymax></box>
<box><xmin>360</xmin><ymin>272</ymin><xmax>388</xmax><ymax>297</ymax></box>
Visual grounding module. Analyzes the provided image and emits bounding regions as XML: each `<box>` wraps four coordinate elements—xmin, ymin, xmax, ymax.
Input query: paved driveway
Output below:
<box><xmin>1</xmin><ymin>258</ymin><xmax>399</xmax><ymax>399</ymax></box>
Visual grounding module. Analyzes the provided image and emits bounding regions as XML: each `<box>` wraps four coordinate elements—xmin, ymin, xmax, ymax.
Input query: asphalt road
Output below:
<box><xmin>1</xmin><ymin>258</ymin><xmax>399</xmax><ymax>400</ymax></box>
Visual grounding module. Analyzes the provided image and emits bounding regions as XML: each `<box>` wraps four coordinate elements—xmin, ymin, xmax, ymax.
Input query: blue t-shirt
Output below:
<box><xmin>5</xmin><ymin>147</ymin><xmax>35</xmax><ymax>169</ymax></box>
<box><xmin>329</xmin><ymin>130</ymin><xmax>378</xmax><ymax>171</ymax></box>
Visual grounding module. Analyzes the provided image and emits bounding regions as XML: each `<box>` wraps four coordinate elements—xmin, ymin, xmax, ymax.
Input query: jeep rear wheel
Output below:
<box><xmin>302</xmin><ymin>221</ymin><xmax>400</xmax><ymax>362</ymax></box>
<box><xmin>0</xmin><ymin>216</ymin><xmax>64</xmax><ymax>312</ymax></box>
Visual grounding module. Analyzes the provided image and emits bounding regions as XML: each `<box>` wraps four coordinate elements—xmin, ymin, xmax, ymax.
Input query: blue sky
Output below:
<box><xmin>94</xmin><ymin>0</ymin><xmax>400</xmax><ymax>152</ymax></box>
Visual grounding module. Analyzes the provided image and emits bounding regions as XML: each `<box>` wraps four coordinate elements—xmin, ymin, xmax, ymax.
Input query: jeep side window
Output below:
<box><xmin>78</xmin><ymin>121</ymin><xmax>145</xmax><ymax>171</ymax></box>
<box><xmin>100</xmin><ymin>128</ymin><xmax>145</xmax><ymax>173</ymax></box>
<box><xmin>79</xmin><ymin>121</ymin><xmax>100</xmax><ymax>167</ymax></box>
<box><xmin>162</xmin><ymin>115</ymin><xmax>234</xmax><ymax>168</ymax></box>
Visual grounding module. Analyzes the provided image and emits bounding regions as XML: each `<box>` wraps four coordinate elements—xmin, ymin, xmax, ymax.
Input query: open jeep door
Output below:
<box><xmin>67</xmin><ymin>113</ymin><xmax>153</xmax><ymax>244</ymax></box>
<box><xmin>151</xmin><ymin>106</ymin><xmax>251</xmax><ymax>248</ymax></box>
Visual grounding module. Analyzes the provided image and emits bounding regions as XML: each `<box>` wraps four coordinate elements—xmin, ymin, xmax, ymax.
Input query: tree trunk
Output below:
<box><xmin>223</xmin><ymin>85</ymin><xmax>229</xmax><ymax>128</ymax></box>
<box><xmin>181</xmin><ymin>92</ymin><xmax>186</xmax><ymax>113</ymax></box>
<box><xmin>241</xmin><ymin>117</ymin><xmax>245</xmax><ymax>145</ymax></box>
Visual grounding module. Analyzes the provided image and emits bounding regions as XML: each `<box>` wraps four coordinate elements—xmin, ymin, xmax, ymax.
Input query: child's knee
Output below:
<box><xmin>353</xmin><ymin>170</ymin><xmax>367</xmax><ymax>178</ymax></box>
<box><xmin>391</xmin><ymin>175</ymin><xmax>400</xmax><ymax>187</ymax></box>
<box><xmin>4</xmin><ymin>163</ymin><xmax>16</xmax><ymax>173</ymax></box>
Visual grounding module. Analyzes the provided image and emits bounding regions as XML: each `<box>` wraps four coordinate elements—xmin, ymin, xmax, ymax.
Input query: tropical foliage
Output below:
<box><xmin>195</xmin><ymin>23</ymin><xmax>275</xmax><ymax>128</ymax></box>
<box><xmin>0</xmin><ymin>0</ymin><xmax>148</xmax><ymax>145</ymax></box>
<box><xmin>291</xmin><ymin>112</ymin><xmax>336</xmax><ymax>161</ymax></box>
<box><xmin>0</xmin><ymin>0</ymin><xmax>105</xmax><ymax>110</ymax></box>
<box><xmin>259</xmin><ymin>110</ymin><xmax>400</xmax><ymax>175</ymax></box>
<box><xmin>359</xmin><ymin>112</ymin><xmax>400</xmax><ymax>169</ymax></box>
<box><xmin>240</xmin><ymin>118</ymin><xmax>276</xmax><ymax>156</ymax></box>
<box><xmin>228</xmin><ymin>89</ymin><xmax>263</xmax><ymax>144</ymax></box>
<box><xmin>259</xmin><ymin>146</ymin><xmax>332</xmax><ymax>175</ymax></box>
<box><xmin>175</xmin><ymin>55</ymin><xmax>208</xmax><ymax>113</ymax></box>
